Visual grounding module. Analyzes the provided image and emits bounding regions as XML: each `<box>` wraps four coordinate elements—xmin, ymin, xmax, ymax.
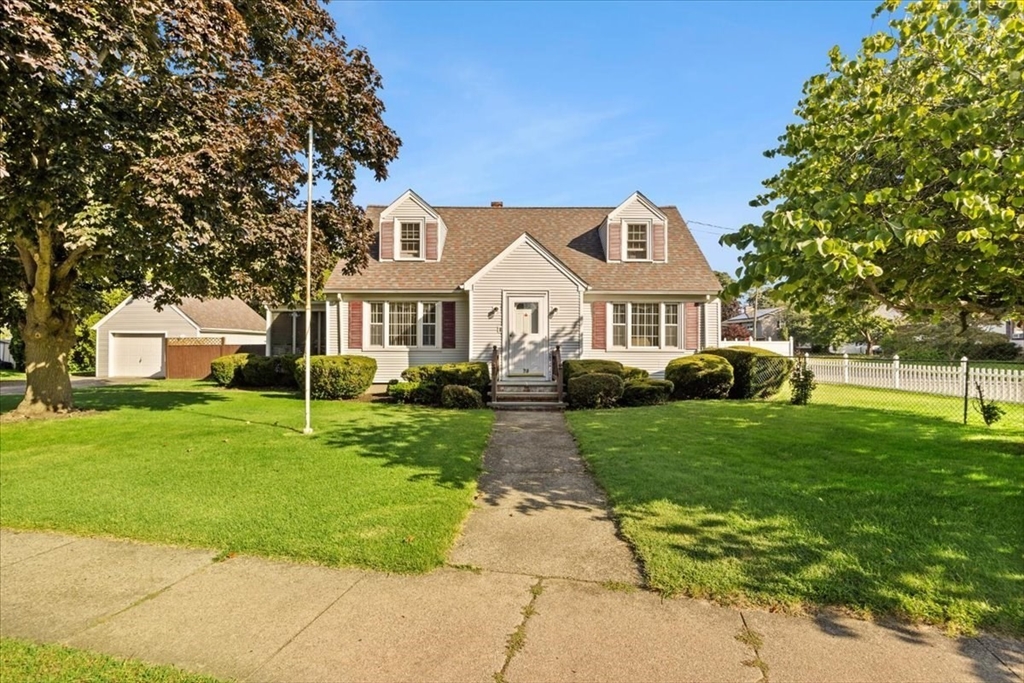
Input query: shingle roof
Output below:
<box><xmin>176</xmin><ymin>297</ymin><xmax>265</xmax><ymax>332</ymax></box>
<box><xmin>325</xmin><ymin>205</ymin><xmax>720</xmax><ymax>293</ymax></box>
<box><xmin>725</xmin><ymin>307</ymin><xmax>783</xmax><ymax>324</ymax></box>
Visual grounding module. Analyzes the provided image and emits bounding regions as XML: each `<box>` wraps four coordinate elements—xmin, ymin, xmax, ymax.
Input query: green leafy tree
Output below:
<box><xmin>714</xmin><ymin>271</ymin><xmax>742</xmax><ymax>320</ymax></box>
<box><xmin>1</xmin><ymin>1</ymin><xmax>400</xmax><ymax>414</ymax></box>
<box><xmin>723</xmin><ymin>1</ymin><xmax>1024</xmax><ymax>328</ymax></box>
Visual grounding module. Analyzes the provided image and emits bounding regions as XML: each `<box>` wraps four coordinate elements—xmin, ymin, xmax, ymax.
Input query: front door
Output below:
<box><xmin>507</xmin><ymin>295</ymin><xmax>548</xmax><ymax>378</ymax></box>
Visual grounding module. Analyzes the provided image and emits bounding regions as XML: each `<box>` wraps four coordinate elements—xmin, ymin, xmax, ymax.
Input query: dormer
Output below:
<box><xmin>378</xmin><ymin>190</ymin><xmax>448</xmax><ymax>262</ymax></box>
<box><xmin>599</xmin><ymin>191</ymin><xmax>668</xmax><ymax>263</ymax></box>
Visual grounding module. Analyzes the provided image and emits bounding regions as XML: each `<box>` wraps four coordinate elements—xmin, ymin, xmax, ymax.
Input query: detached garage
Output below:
<box><xmin>93</xmin><ymin>297</ymin><xmax>266</xmax><ymax>379</ymax></box>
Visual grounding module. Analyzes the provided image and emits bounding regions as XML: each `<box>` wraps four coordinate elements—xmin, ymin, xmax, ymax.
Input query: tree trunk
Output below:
<box><xmin>15</xmin><ymin>303</ymin><xmax>77</xmax><ymax>415</ymax></box>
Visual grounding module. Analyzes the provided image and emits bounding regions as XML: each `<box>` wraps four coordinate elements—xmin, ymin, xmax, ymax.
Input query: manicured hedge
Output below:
<box><xmin>210</xmin><ymin>353</ymin><xmax>250</xmax><ymax>387</ymax></box>
<box><xmin>294</xmin><ymin>355</ymin><xmax>377</xmax><ymax>400</ymax></box>
<box><xmin>704</xmin><ymin>347</ymin><xmax>793</xmax><ymax>399</ymax></box>
<box><xmin>441</xmin><ymin>384</ymin><xmax>485</xmax><ymax>409</ymax></box>
<box><xmin>620</xmin><ymin>379</ymin><xmax>674</xmax><ymax>406</ymax></box>
<box><xmin>567</xmin><ymin>372</ymin><xmax>624</xmax><ymax>409</ymax></box>
<box><xmin>387</xmin><ymin>381</ymin><xmax>419</xmax><ymax>404</ymax></box>
<box><xmin>622</xmin><ymin>366</ymin><xmax>650</xmax><ymax>381</ymax></box>
<box><xmin>562</xmin><ymin>359</ymin><xmax>625</xmax><ymax>386</ymax></box>
<box><xmin>665</xmin><ymin>354</ymin><xmax>735</xmax><ymax>400</ymax></box>
<box><xmin>400</xmin><ymin>362</ymin><xmax>490</xmax><ymax>404</ymax></box>
<box><xmin>240</xmin><ymin>355</ymin><xmax>278</xmax><ymax>387</ymax></box>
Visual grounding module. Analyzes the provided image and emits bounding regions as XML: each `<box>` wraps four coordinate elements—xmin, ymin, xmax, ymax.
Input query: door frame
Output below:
<box><xmin>504</xmin><ymin>291</ymin><xmax>550</xmax><ymax>380</ymax></box>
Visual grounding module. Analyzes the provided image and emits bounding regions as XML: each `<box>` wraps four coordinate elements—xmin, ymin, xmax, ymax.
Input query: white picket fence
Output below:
<box><xmin>804</xmin><ymin>355</ymin><xmax>1024</xmax><ymax>404</ymax></box>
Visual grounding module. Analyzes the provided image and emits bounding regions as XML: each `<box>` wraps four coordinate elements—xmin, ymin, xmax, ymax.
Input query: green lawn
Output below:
<box><xmin>0</xmin><ymin>369</ymin><xmax>24</xmax><ymax>380</ymax></box>
<box><xmin>567</xmin><ymin>384</ymin><xmax>1024</xmax><ymax>636</ymax></box>
<box><xmin>0</xmin><ymin>638</ymin><xmax>222</xmax><ymax>683</ymax></box>
<box><xmin>0</xmin><ymin>381</ymin><xmax>493</xmax><ymax>572</ymax></box>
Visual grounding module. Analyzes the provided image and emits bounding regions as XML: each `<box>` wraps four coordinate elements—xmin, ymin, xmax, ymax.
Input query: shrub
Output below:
<box><xmin>210</xmin><ymin>353</ymin><xmax>250</xmax><ymax>387</ymax></box>
<box><xmin>400</xmin><ymin>362</ymin><xmax>490</xmax><ymax>404</ymax></box>
<box><xmin>240</xmin><ymin>354</ymin><xmax>278</xmax><ymax>387</ymax></box>
<box><xmin>790</xmin><ymin>365</ymin><xmax>816</xmax><ymax>405</ymax></box>
<box><xmin>295</xmin><ymin>355</ymin><xmax>376</xmax><ymax>400</ymax></box>
<box><xmin>704</xmin><ymin>347</ymin><xmax>793</xmax><ymax>399</ymax></box>
<box><xmin>387</xmin><ymin>381</ymin><xmax>420</xmax><ymax>404</ymax></box>
<box><xmin>620</xmin><ymin>379</ymin><xmax>674</xmax><ymax>406</ymax></box>
<box><xmin>275</xmin><ymin>354</ymin><xmax>300</xmax><ymax>388</ymax></box>
<box><xmin>562</xmin><ymin>359</ymin><xmax>625</xmax><ymax>387</ymax></box>
<box><xmin>441</xmin><ymin>384</ymin><xmax>484</xmax><ymax>409</ymax></box>
<box><xmin>622</xmin><ymin>366</ymin><xmax>650</xmax><ymax>382</ymax></box>
<box><xmin>567</xmin><ymin>372</ymin><xmax>624</xmax><ymax>409</ymax></box>
<box><xmin>970</xmin><ymin>341</ymin><xmax>1022</xmax><ymax>361</ymax></box>
<box><xmin>664</xmin><ymin>354</ymin><xmax>734</xmax><ymax>400</ymax></box>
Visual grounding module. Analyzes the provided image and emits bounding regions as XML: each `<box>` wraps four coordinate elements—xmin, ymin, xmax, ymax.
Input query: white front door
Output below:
<box><xmin>507</xmin><ymin>295</ymin><xmax>548</xmax><ymax>378</ymax></box>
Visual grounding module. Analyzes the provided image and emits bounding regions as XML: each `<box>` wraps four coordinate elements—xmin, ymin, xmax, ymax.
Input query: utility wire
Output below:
<box><xmin>687</xmin><ymin>219</ymin><xmax>741</xmax><ymax>234</ymax></box>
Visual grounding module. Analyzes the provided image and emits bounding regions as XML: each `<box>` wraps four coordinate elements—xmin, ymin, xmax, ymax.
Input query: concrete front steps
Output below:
<box><xmin>489</xmin><ymin>380</ymin><xmax>564</xmax><ymax>411</ymax></box>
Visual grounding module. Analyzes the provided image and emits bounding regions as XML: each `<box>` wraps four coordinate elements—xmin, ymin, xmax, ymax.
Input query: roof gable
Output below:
<box><xmin>461</xmin><ymin>233</ymin><xmax>589</xmax><ymax>290</ymax></box>
<box><xmin>607</xmin><ymin>191</ymin><xmax>668</xmax><ymax>223</ymax></box>
<box><xmin>380</xmin><ymin>189</ymin><xmax>439</xmax><ymax>220</ymax></box>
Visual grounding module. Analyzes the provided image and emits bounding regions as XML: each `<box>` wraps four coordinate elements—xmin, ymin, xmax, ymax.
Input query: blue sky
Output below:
<box><xmin>331</xmin><ymin>1</ymin><xmax>882</xmax><ymax>276</ymax></box>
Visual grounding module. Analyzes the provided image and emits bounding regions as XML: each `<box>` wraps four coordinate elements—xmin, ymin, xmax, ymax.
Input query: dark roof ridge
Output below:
<box><xmin>366</xmin><ymin>204</ymin><xmax>682</xmax><ymax>211</ymax></box>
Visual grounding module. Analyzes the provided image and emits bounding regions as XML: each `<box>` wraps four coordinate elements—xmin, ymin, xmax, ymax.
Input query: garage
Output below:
<box><xmin>109</xmin><ymin>333</ymin><xmax>165</xmax><ymax>378</ymax></box>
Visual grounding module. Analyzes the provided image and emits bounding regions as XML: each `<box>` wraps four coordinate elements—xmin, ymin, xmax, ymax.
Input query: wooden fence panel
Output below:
<box><xmin>164</xmin><ymin>338</ymin><xmax>264</xmax><ymax>379</ymax></box>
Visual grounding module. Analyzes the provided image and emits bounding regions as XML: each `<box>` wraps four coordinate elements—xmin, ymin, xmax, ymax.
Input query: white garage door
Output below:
<box><xmin>110</xmin><ymin>334</ymin><xmax>165</xmax><ymax>378</ymax></box>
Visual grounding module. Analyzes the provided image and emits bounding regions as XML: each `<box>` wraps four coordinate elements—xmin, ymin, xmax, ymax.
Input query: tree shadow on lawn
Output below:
<box><xmin>317</xmin><ymin>404</ymin><xmax>488</xmax><ymax>491</ymax></box>
<box><xmin>0</xmin><ymin>383</ymin><xmax>230</xmax><ymax>415</ymax></box>
<box><xmin>587</xmin><ymin>400</ymin><xmax>1024</xmax><ymax>638</ymax></box>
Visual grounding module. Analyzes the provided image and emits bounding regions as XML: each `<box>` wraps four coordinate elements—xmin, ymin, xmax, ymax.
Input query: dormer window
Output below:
<box><xmin>399</xmin><ymin>221</ymin><xmax>423</xmax><ymax>259</ymax></box>
<box><xmin>625</xmin><ymin>222</ymin><xmax>650</xmax><ymax>261</ymax></box>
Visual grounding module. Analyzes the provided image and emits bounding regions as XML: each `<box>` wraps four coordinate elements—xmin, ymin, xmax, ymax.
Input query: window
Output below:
<box><xmin>612</xmin><ymin>303</ymin><xmax>627</xmax><ymax>348</ymax></box>
<box><xmin>369</xmin><ymin>301</ymin><xmax>442</xmax><ymax>348</ymax></box>
<box><xmin>399</xmin><ymin>221</ymin><xmax>421</xmax><ymax>259</ymax></box>
<box><xmin>664</xmin><ymin>304</ymin><xmax>679</xmax><ymax>348</ymax></box>
<box><xmin>369</xmin><ymin>302</ymin><xmax>384</xmax><ymax>347</ymax></box>
<box><xmin>389</xmin><ymin>302</ymin><xmax>417</xmax><ymax>346</ymax></box>
<box><xmin>625</xmin><ymin>223</ymin><xmax>649</xmax><ymax>260</ymax></box>
<box><xmin>421</xmin><ymin>302</ymin><xmax>437</xmax><ymax>346</ymax></box>
<box><xmin>631</xmin><ymin>303</ymin><xmax>659</xmax><ymax>347</ymax></box>
<box><xmin>609</xmin><ymin>302</ymin><xmax>683</xmax><ymax>349</ymax></box>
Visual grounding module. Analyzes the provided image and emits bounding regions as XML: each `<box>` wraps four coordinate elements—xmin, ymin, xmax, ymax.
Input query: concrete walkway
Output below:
<box><xmin>449</xmin><ymin>411</ymin><xmax>639</xmax><ymax>583</ymax></box>
<box><xmin>1</xmin><ymin>412</ymin><xmax>1022</xmax><ymax>682</ymax></box>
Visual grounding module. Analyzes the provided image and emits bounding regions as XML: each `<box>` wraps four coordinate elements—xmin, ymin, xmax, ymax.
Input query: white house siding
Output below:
<box><xmin>581</xmin><ymin>293</ymin><xmax>710</xmax><ymax>379</ymax></box>
<box><xmin>95</xmin><ymin>299</ymin><xmax>197</xmax><ymax>378</ymax></box>
<box><xmin>703</xmin><ymin>298</ymin><xmax>722</xmax><ymax>348</ymax></box>
<box><xmin>469</xmin><ymin>240</ymin><xmax>583</xmax><ymax>376</ymax></box>
<box><xmin>337</xmin><ymin>293</ymin><xmax>469</xmax><ymax>382</ymax></box>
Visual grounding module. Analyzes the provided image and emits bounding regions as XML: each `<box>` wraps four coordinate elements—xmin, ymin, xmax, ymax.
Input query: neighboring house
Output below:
<box><xmin>1008</xmin><ymin>321</ymin><xmax>1024</xmax><ymax>348</ymax></box>
<box><xmin>723</xmin><ymin>307</ymin><xmax>783</xmax><ymax>341</ymax></box>
<box><xmin>267</xmin><ymin>190</ymin><xmax>723</xmax><ymax>382</ymax></box>
<box><xmin>93</xmin><ymin>296</ymin><xmax>265</xmax><ymax>378</ymax></box>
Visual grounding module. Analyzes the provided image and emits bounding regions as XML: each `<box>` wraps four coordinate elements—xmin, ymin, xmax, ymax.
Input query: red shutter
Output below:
<box><xmin>607</xmin><ymin>221</ymin><xmax>621</xmax><ymax>261</ymax></box>
<box><xmin>685</xmin><ymin>303</ymin><xmax>700</xmax><ymax>350</ymax></box>
<box><xmin>592</xmin><ymin>301</ymin><xmax>606</xmax><ymax>350</ymax></box>
<box><xmin>653</xmin><ymin>221</ymin><xmax>666</xmax><ymax>261</ymax></box>
<box><xmin>348</xmin><ymin>301</ymin><xmax>363</xmax><ymax>350</ymax></box>
<box><xmin>379</xmin><ymin>221</ymin><xmax>393</xmax><ymax>260</ymax></box>
<box><xmin>425</xmin><ymin>221</ymin><xmax>438</xmax><ymax>260</ymax></box>
<box><xmin>442</xmin><ymin>301</ymin><xmax>456</xmax><ymax>349</ymax></box>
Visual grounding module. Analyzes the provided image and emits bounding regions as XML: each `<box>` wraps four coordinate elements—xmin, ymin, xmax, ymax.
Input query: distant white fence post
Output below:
<box><xmin>789</xmin><ymin>336</ymin><xmax>795</xmax><ymax>356</ymax></box>
<box><xmin>843</xmin><ymin>353</ymin><xmax>850</xmax><ymax>384</ymax></box>
<box><xmin>893</xmin><ymin>354</ymin><xmax>901</xmax><ymax>390</ymax></box>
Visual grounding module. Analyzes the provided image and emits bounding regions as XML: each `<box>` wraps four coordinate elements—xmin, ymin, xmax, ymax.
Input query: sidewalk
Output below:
<box><xmin>1</xmin><ymin>410</ymin><xmax>1021</xmax><ymax>682</ymax></box>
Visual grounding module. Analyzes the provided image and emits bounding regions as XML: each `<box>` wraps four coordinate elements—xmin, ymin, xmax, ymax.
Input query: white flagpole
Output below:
<box><xmin>303</xmin><ymin>123</ymin><xmax>313</xmax><ymax>435</ymax></box>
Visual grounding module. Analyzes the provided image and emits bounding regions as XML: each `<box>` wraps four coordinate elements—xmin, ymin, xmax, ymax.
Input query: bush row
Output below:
<box><xmin>387</xmin><ymin>362</ymin><xmax>490</xmax><ymax>409</ymax></box>
<box><xmin>210</xmin><ymin>353</ymin><xmax>376</xmax><ymax>400</ymax></box>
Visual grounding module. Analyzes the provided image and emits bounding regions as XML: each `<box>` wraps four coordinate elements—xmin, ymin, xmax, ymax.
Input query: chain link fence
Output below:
<box><xmin>768</xmin><ymin>355</ymin><xmax>1024</xmax><ymax>428</ymax></box>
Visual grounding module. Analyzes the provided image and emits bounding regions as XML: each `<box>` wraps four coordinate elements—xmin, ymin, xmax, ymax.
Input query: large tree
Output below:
<box><xmin>1</xmin><ymin>1</ymin><xmax>400</xmax><ymax>414</ymax></box>
<box><xmin>722</xmin><ymin>1</ymin><xmax>1023</xmax><ymax>326</ymax></box>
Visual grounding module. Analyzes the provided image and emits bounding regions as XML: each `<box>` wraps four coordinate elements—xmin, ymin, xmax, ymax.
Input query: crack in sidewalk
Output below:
<box><xmin>493</xmin><ymin>578</ymin><xmax>544</xmax><ymax>683</ymax></box>
<box><xmin>736</xmin><ymin>611</ymin><xmax>770</xmax><ymax>683</ymax></box>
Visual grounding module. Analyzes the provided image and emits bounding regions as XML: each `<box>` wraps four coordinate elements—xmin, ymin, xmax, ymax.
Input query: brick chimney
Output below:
<box><xmin>491</xmin><ymin>201</ymin><xmax>503</xmax><ymax>208</ymax></box>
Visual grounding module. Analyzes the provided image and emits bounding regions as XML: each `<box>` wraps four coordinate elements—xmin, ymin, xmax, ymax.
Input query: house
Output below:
<box><xmin>723</xmin><ymin>307</ymin><xmax>783</xmax><ymax>341</ymax></box>
<box><xmin>93</xmin><ymin>296</ymin><xmax>265</xmax><ymax>378</ymax></box>
<box><xmin>267</xmin><ymin>190</ymin><xmax>722</xmax><ymax>382</ymax></box>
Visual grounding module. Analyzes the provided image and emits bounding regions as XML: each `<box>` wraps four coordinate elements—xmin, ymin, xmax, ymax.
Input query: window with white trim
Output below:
<box><xmin>608</xmin><ymin>302</ymin><xmax>684</xmax><ymax>349</ymax></box>
<box><xmin>398</xmin><ymin>221</ymin><xmax>422</xmax><ymax>259</ymax></box>
<box><xmin>625</xmin><ymin>223</ymin><xmax>650</xmax><ymax>260</ymax></box>
<box><xmin>664</xmin><ymin>304</ymin><xmax>679</xmax><ymax>348</ymax></box>
<box><xmin>369</xmin><ymin>302</ymin><xmax>384</xmax><ymax>347</ymax></box>
<box><xmin>631</xmin><ymin>303</ymin><xmax>659</xmax><ymax>347</ymax></box>
<box><xmin>612</xmin><ymin>303</ymin><xmax>627</xmax><ymax>348</ymax></box>
<box><xmin>422</xmin><ymin>302</ymin><xmax>437</xmax><ymax>346</ymax></box>
<box><xmin>367</xmin><ymin>301</ymin><xmax>443</xmax><ymax>349</ymax></box>
<box><xmin>389</xmin><ymin>302</ymin><xmax>418</xmax><ymax>346</ymax></box>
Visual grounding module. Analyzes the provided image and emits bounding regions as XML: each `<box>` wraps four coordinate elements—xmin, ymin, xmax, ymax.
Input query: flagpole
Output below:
<box><xmin>303</xmin><ymin>123</ymin><xmax>313</xmax><ymax>435</ymax></box>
